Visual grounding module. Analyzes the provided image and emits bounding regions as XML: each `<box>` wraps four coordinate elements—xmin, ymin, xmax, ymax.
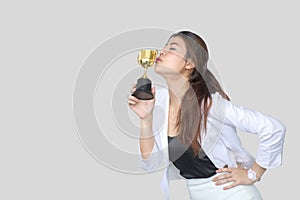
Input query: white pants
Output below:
<box><xmin>186</xmin><ymin>174</ymin><xmax>263</xmax><ymax>200</ymax></box>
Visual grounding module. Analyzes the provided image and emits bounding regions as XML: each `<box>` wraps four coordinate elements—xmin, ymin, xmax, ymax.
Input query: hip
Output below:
<box><xmin>185</xmin><ymin>173</ymin><xmax>263</xmax><ymax>200</ymax></box>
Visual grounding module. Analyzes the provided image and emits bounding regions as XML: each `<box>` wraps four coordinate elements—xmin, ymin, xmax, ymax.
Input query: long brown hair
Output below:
<box><xmin>172</xmin><ymin>31</ymin><xmax>230</xmax><ymax>156</ymax></box>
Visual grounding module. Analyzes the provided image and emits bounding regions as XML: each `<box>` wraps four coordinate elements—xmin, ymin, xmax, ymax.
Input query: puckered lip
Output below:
<box><xmin>155</xmin><ymin>57</ymin><xmax>162</xmax><ymax>63</ymax></box>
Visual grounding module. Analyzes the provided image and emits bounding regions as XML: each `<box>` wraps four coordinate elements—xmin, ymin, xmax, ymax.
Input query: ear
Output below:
<box><xmin>185</xmin><ymin>59</ymin><xmax>195</xmax><ymax>70</ymax></box>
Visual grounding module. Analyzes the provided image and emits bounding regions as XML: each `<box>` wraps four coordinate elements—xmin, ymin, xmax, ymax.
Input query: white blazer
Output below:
<box><xmin>138</xmin><ymin>88</ymin><xmax>286</xmax><ymax>200</ymax></box>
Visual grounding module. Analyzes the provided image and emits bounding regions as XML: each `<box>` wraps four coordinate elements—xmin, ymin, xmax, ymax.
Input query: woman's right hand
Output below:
<box><xmin>127</xmin><ymin>84</ymin><xmax>156</xmax><ymax>119</ymax></box>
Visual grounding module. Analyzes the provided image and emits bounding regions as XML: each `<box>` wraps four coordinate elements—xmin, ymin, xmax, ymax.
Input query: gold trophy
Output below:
<box><xmin>132</xmin><ymin>49</ymin><xmax>158</xmax><ymax>100</ymax></box>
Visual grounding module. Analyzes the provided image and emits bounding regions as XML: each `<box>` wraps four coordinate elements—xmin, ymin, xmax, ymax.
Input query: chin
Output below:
<box><xmin>155</xmin><ymin>64</ymin><xmax>178</xmax><ymax>76</ymax></box>
<box><xmin>154</xmin><ymin>64</ymin><xmax>169</xmax><ymax>76</ymax></box>
<box><xmin>154</xmin><ymin>64</ymin><xmax>163</xmax><ymax>74</ymax></box>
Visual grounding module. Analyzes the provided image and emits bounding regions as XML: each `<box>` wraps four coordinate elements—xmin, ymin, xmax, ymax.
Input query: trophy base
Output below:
<box><xmin>132</xmin><ymin>77</ymin><xmax>154</xmax><ymax>100</ymax></box>
<box><xmin>132</xmin><ymin>90</ymin><xmax>154</xmax><ymax>100</ymax></box>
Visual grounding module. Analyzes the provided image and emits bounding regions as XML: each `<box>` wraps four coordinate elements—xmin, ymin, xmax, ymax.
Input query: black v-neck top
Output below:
<box><xmin>168</xmin><ymin>135</ymin><xmax>217</xmax><ymax>179</ymax></box>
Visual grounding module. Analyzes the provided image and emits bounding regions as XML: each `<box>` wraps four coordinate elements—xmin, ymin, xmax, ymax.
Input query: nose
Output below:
<box><xmin>159</xmin><ymin>49</ymin><xmax>166</xmax><ymax>56</ymax></box>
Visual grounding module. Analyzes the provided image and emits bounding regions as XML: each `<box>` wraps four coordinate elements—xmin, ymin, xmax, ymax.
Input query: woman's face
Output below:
<box><xmin>154</xmin><ymin>36</ymin><xmax>194</xmax><ymax>78</ymax></box>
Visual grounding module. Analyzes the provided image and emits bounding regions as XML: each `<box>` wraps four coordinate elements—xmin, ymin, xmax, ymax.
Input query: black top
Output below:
<box><xmin>168</xmin><ymin>135</ymin><xmax>217</xmax><ymax>179</ymax></box>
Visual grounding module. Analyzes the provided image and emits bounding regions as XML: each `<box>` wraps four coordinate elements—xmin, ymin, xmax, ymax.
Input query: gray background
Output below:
<box><xmin>1</xmin><ymin>0</ymin><xmax>298</xmax><ymax>199</ymax></box>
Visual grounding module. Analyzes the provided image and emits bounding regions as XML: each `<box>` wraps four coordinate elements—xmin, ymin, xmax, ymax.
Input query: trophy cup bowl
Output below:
<box><xmin>132</xmin><ymin>49</ymin><xmax>158</xmax><ymax>100</ymax></box>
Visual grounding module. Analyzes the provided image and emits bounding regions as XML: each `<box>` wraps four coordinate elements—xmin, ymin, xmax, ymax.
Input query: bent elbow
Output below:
<box><xmin>281</xmin><ymin>124</ymin><xmax>287</xmax><ymax>135</ymax></box>
<box><xmin>139</xmin><ymin>155</ymin><xmax>162</xmax><ymax>172</ymax></box>
<box><xmin>270</xmin><ymin>117</ymin><xmax>286</xmax><ymax>139</ymax></box>
<box><xmin>277</xmin><ymin>120</ymin><xmax>287</xmax><ymax>138</ymax></box>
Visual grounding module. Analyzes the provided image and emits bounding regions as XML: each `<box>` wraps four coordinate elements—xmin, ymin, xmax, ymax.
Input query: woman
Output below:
<box><xmin>127</xmin><ymin>31</ymin><xmax>286</xmax><ymax>200</ymax></box>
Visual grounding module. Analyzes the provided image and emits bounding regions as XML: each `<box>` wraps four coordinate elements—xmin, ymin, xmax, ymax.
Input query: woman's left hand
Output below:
<box><xmin>212</xmin><ymin>167</ymin><xmax>255</xmax><ymax>190</ymax></box>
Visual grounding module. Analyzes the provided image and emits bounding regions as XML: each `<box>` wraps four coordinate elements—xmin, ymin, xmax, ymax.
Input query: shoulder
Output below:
<box><xmin>211</xmin><ymin>92</ymin><xmax>229</xmax><ymax>104</ymax></box>
<box><xmin>209</xmin><ymin>92</ymin><xmax>229</xmax><ymax>117</ymax></box>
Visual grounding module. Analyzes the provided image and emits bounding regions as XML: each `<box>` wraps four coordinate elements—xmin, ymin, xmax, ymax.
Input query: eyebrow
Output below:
<box><xmin>166</xmin><ymin>42</ymin><xmax>179</xmax><ymax>46</ymax></box>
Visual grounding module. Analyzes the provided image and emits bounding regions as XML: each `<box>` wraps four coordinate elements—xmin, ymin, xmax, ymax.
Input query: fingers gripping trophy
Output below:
<box><xmin>132</xmin><ymin>49</ymin><xmax>158</xmax><ymax>100</ymax></box>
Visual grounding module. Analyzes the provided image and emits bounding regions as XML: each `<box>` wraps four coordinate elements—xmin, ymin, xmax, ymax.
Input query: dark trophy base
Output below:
<box><xmin>132</xmin><ymin>77</ymin><xmax>154</xmax><ymax>100</ymax></box>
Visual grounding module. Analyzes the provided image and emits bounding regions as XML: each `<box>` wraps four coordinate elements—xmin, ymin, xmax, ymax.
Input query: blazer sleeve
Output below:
<box><xmin>137</xmin><ymin>88</ymin><xmax>168</xmax><ymax>172</ymax></box>
<box><xmin>138</xmin><ymin>139</ymin><xmax>164</xmax><ymax>171</ymax></box>
<box><xmin>211</xmin><ymin>92</ymin><xmax>286</xmax><ymax>169</ymax></box>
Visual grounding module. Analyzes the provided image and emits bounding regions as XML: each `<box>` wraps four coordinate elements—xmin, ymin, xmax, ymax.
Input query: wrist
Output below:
<box><xmin>249</xmin><ymin>163</ymin><xmax>266</xmax><ymax>182</ymax></box>
<box><xmin>140</xmin><ymin>115</ymin><xmax>153</xmax><ymax>128</ymax></box>
<box><xmin>247</xmin><ymin>168</ymin><xmax>259</xmax><ymax>183</ymax></box>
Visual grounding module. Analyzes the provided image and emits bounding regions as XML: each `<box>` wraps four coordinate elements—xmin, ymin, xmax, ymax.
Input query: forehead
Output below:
<box><xmin>167</xmin><ymin>36</ymin><xmax>186</xmax><ymax>47</ymax></box>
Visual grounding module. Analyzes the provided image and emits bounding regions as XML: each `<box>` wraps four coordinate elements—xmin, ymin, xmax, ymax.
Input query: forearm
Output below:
<box><xmin>139</xmin><ymin>115</ymin><xmax>155</xmax><ymax>159</ymax></box>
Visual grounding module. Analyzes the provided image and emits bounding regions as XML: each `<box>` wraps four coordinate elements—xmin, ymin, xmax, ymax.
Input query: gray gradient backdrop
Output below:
<box><xmin>1</xmin><ymin>1</ymin><xmax>298</xmax><ymax>199</ymax></box>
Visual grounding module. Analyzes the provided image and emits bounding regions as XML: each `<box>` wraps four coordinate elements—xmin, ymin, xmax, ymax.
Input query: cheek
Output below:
<box><xmin>166</xmin><ymin>54</ymin><xmax>185</xmax><ymax>68</ymax></box>
<box><xmin>169</xmin><ymin>59</ymin><xmax>186</xmax><ymax>72</ymax></box>
<box><xmin>154</xmin><ymin>53</ymin><xmax>186</xmax><ymax>75</ymax></box>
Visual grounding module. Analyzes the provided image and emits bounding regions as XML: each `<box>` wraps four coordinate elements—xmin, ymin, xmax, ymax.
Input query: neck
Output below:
<box><xmin>166</xmin><ymin>75</ymin><xmax>190</xmax><ymax>105</ymax></box>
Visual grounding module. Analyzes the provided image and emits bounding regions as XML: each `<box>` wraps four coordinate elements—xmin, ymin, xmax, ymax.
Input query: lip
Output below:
<box><xmin>155</xmin><ymin>57</ymin><xmax>162</xmax><ymax>63</ymax></box>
